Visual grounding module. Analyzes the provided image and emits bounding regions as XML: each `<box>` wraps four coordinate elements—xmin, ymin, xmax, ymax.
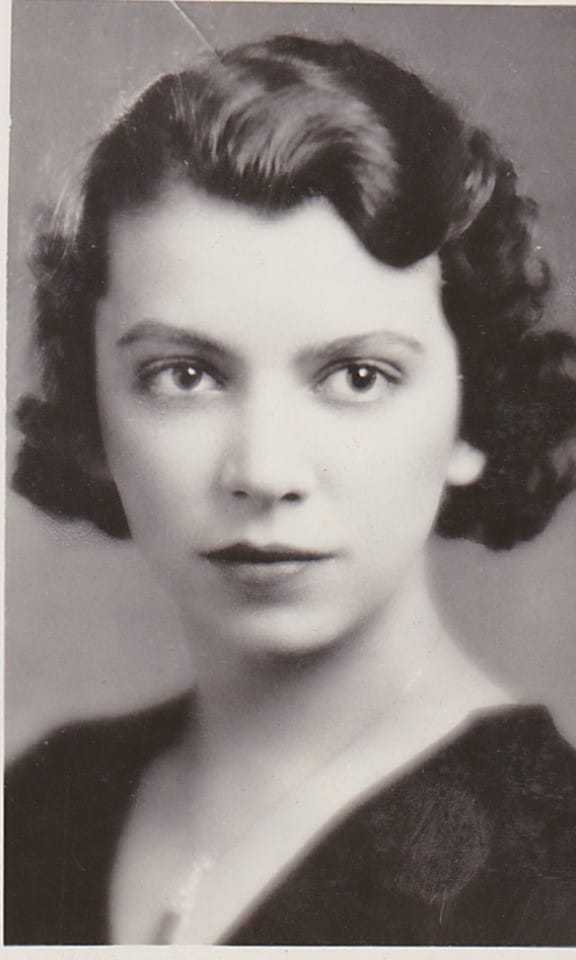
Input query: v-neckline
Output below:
<box><xmin>155</xmin><ymin>701</ymin><xmax>523</xmax><ymax>944</ymax></box>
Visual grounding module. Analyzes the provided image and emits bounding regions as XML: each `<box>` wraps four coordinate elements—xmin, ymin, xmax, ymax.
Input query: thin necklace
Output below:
<box><xmin>151</xmin><ymin>668</ymin><xmax>426</xmax><ymax>944</ymax></box>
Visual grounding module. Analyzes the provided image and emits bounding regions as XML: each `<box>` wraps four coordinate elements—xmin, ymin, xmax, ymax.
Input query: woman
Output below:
<box><xmin>6</xmin><ymin>35</ymin><xmax>576</xmax><ymax>945</ymax></box>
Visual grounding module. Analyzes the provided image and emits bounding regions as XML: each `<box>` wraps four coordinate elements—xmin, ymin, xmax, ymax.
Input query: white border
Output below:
<box><xmin>2</xmin><ymin>1</ymin><xmax>576</xmax><ymax>956</ymax></box>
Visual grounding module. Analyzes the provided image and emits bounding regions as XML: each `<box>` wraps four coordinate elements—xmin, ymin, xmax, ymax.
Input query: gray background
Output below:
<box><xmin>7</xmin><ymin>1</ymin><xmax>576</xmax><ymax>758</ymax></box>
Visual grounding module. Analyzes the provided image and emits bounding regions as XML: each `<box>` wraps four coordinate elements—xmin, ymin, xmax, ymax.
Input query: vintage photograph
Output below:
<box><xmin>5</xmin><ymin>0</ymin><xmax>576</xmax><ymax>947</ymax></box>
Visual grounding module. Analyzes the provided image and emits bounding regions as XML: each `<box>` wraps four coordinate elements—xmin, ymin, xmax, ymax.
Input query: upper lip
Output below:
<box><xmin>200</xmin><ymin>542</ymin><xmax>337</xmax><ymax>564</ymax></box>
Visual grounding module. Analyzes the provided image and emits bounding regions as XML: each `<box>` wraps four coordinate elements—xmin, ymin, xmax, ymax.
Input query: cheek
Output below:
<box><xmin>98</xmin><ymin>410</ymin><xmax>221</xmax><ymax>551</ymax></box>
<box><xmin>331</xmin><ymin>388</ymin><xmax>460</xmax><ymax>546</ymax></box>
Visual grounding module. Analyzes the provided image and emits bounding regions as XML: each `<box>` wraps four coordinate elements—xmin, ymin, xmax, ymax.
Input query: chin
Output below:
<box><xmin>211</xmin><ymin>607</ymin><xmax>355</xmax><ymax>660</ymax></box>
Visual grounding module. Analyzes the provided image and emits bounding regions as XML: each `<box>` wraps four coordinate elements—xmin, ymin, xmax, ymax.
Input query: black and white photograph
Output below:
<box><xmin>4</xmin><ymin>0</ymin><xmax>576</xmax><ymax>948</ymax></box>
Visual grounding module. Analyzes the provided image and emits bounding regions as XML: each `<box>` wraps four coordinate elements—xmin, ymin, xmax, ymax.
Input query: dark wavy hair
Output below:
<box><xmin>13</xmin><ymin>35</ymin><xmax>576</xmax><ymax>549</ymax></box>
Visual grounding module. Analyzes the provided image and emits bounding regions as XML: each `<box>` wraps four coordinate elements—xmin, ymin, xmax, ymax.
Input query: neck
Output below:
<box><xmin>181</xmin><ymin>554</ymin><xmax>509</xmax><ymax>770</ymax></box>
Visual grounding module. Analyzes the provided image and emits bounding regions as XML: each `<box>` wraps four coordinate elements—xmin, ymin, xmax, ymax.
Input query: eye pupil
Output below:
<box><xmin>348</xmin><ymin>365</ymin><xmax>377</xmax><ymax>390</ymax></box>
<box><xmin>174</xmin><ymin>365</ymin><xmax>201</xmax><ymax>389</ymax></box>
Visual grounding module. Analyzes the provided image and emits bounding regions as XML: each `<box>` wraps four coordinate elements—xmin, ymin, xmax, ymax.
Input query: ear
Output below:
<box><xmin>446</xmin><ymin>439</ymin><xmax>486</xmax><ymax>487</ymax></box>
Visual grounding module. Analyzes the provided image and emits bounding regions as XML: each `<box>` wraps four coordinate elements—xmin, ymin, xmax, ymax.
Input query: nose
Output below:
<box><xmin>218</xmin><ymin>396</ymin><xmax>314</xmax><ymax>507</ymax></box>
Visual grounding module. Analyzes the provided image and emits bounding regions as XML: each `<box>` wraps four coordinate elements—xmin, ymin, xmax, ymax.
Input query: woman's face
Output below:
<box><xmin>95</xmin><ymin>185</ymin><xmax>483</xmax><ymax>656</ymax></box>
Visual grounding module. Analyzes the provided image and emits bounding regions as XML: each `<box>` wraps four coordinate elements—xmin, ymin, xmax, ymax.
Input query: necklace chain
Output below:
<box><xmin>153</xmin><ymin>670</ymin><xmax>426</xmax><ymax>944</ymax></box>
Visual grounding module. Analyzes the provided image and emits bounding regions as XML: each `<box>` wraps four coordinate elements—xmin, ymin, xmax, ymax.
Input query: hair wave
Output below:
<box><xmin>13</xmin><ymin>36</ymin><xmax>576</xmax><ymax>549</ymax></box>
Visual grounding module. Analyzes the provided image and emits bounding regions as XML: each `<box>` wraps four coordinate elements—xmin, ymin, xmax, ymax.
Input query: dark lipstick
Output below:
<box><xmin>201</xmin><ymin>543</ymin><xmax>334</xmax><ymax>564</ymax></box>
<box><xmin>199</xmin><ymin>542</ymin><xmax>336</xmax><ymax>593</ymax></box>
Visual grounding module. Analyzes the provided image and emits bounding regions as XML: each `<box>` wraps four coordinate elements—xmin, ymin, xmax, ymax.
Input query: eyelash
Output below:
<box><xmin>134</xmin><ymin>357</ymin><xmax>404</xmax><ymax>402</ymax></box>
<box><xmin>316</xmin><ymin>359</ymin><xmax>403</xmax><ymax>402</ymax></box>
<box><xmin>135</xmin><ymin>358</ymin><xmax>224</xmax><ymax>398</ymax></box>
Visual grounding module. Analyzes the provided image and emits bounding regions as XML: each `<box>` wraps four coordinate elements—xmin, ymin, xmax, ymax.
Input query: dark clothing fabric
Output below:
<box><xmin>5</xmin><ymin>699</ymin><xmax>576</xmax><ymax>945</ymax></box>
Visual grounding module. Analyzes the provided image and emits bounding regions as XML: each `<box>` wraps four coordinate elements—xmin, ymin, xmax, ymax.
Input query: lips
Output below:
<box><xmin>199</xmin><ymin>542</ymin><xmax>337</xmax><ymax>594</ymax></box>
<box><xmin>201</xmin><ymin>543</ymin><xmax>335</xmax><ymax>564</ymax></box>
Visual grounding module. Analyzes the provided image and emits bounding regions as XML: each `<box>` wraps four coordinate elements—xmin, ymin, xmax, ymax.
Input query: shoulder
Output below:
<box><xmin>6</xmin><ymin>693</ymin><xmax>190</xmax><ymax>813</ymax></box>
<box><xmin>5</xmin><ymin>695</ymin><xmax>190</xmax><ymax>945</ymax></box>
<box><xmin>365</xmin><ymin>703</ymin><xmax>576</xmax><ymax>830</ymax></box>
<box><xmin>451</xmin><ymin>704</ymin><xmax>576</xmax><ymax>827</ymax></box>
<box><xmin>394</xmin><ymin>704</ymin><xmax>576</xmax><ymax>867</ymax></box>
<box><xmin>360</xmin><ymin>705</ymin><xmax>576</xmax><ymax>943</ymax></box>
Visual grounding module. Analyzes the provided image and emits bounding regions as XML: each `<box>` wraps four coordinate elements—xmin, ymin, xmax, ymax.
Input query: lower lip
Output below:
<box><xmin>204</xmin><ymin>558</ymin><xmax>332</xmax><ymax>597</ymax></box>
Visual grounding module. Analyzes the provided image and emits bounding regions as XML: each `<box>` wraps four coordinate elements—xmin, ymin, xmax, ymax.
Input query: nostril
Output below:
<box><xmin>232</xmin><ymin>489</ymin><xmax>249</xmax><ymax>499</ymax></box>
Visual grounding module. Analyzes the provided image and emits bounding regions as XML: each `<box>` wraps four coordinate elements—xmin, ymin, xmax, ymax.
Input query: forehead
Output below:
<box><xmin>102</xmin><ymin>184</ymin><xmax>446</xmax><ymax>348</ymax></box>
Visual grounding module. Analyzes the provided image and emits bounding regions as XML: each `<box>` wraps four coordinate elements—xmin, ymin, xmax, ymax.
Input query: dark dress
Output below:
<box><xmin>5</xmin><ymin>698</ymin><xmax>576</xmax><ymax>945</ymax></box>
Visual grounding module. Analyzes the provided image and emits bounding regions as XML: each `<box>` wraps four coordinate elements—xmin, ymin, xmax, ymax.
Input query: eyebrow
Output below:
<box><xmin>117</xmin><ymin>321</ymin><xmax>232</xmax><ymax>360</ymax></box>
<box><xmin>116</xmin><ymin>320</ymin><xmax>423</xmax><ymax>360</ymax></box>
<box><xmin>303</xmin><ymin>332</ymin><xmax>423</xmax><ymax>364</ymax></box>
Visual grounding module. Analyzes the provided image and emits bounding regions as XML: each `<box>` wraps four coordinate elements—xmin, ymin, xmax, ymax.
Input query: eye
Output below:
<box><xmin>137</xmin><ymin>359</ymin><xmax>223</xmax><ymax>398</ymax></box>
<box><xmin>317</xmin><ymin>361</ymin><xmax>401</xmax><ymax>403</ymax></box>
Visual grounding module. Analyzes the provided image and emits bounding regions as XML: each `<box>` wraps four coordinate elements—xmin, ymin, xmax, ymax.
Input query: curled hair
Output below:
<box><xmin>13</xmin><ymin>35</ymin><xmax>576</xmax><ymax>548</ymax></box>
